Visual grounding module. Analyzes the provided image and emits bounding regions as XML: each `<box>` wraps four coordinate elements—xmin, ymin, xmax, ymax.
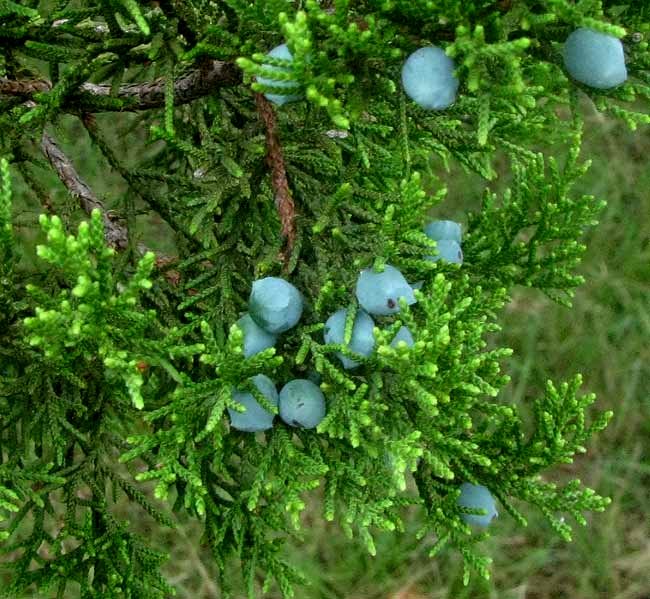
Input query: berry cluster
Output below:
<box><xmin>230</xmin><ymin>225</ymin><xmax>469</xmax><ymax>490</ymax></box>
<box><xmin>324</xmin><ymin>263</ymin><xmax>417</xmax><ymax>371</ymax></box>
<box><xmin>323</xmin><ymin>259</ymin><xmax>500</xmax><ymax>528</ymax></box>
<box><xmin>229</xmin><ymin>277</ymin><xmax>325</xmax><ymax>432</ymax></box>
<box><xmin>229</xmin><ymin>249</ymin><xmax>502</xmax><ymax>531</ymax></box>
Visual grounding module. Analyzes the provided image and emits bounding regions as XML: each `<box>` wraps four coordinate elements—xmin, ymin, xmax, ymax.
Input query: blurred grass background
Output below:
<box><xmin>6</xmin><ymin>102</ymin><xmax>650</xmax><ymax>599</ymax></box>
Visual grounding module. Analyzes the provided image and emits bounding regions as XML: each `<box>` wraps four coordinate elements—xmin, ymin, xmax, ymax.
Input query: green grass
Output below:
<box><xmin>4</xmin><ymin>106</ymin><xmax>649</xmax><ymax>598</ymax></box>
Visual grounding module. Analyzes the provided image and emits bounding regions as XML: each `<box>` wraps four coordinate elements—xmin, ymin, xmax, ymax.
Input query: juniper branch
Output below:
<box><xmin>39</xmin><ymin>130</ymin><xmax>179</xmax><ymax>281</ymax></box>
<box><xmin>40</xmin><ymin>131</ymin><xmax>129</xmax><ymax>250</ymax></box>
<box><xmin>0</xmin><ymin>60</ymin><xmax>242</xmax><ymax>112</ymax></box>
<box><xmin>0</xmin><ymin>78</ymin><xmax>52</xmax><ymax>96</ymax></box>
<box><xmin>254</xmin><ymin>92</ymin><xmax>297</xmax><ymax>264</ymax></box>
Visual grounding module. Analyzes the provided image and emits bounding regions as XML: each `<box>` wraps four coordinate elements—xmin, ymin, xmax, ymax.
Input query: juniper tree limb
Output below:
<box><xmin>80</xmin><ymin>113</ymin><xmax>190</xmax><ymax>248</ymax></box>
<box><xmin>40</xmin><ymin>131</ymin><xmax>181</xmax><ymax>282</ymax></box>
<box><xmin>0</xmin><ymin>60</ymin><xmax>241</xmax><ymax>112</ymax></box>
<box><xmin>80</xmin><ymin>114</ymin><xmax>186</xmax><ymax>282</ymax></box>
<box><xmin>0</xmin><ymin>78</ymin><xmax>52</xmax><ymax>95</ymax></box>
<box><xmin>40</xmin><ymin>132</ymin><xmax>129</xmax><ymax>250</ymax></box>
<box><xmin>254</xmin><ymin>92</ymin><xmax>297</xmax><ymax>262</ymax></box>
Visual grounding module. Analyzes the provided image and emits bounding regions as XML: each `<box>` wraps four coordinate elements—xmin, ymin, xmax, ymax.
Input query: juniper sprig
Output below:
<box><xmin>0</xmin><ymin>1</ymin><xmax>647</xmax><ymax>597</ymax></box>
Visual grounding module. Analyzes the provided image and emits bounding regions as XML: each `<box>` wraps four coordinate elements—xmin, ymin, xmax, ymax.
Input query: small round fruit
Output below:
<box><xmin>401</xmin><ymin>46</ymin><xmax>459</xmax><ymax>110</ymax></box>
<box><xmin>228</xmin><ymin>374</ymin><xmax>279</xmax><ymax>432</ymax></box>
<box><xmin>563</xmin><ymin>28</ymin><xmax>627</xmax><ymax>89</ymax></box>
<box><xmin>324</xmin><ymin>308</ymin><xmax>375</xmax><ymax>369</ymax></box>
<box><xmin>426</xmin><ymin>239</ymin><xmax>463</xmax><ymax>264</ymax></box>
<box><xmin>356</xmin><ymin>264</ymin><xmax>416</xmax><ymax>316</ymax></box>
<box><xmin>457</xmin><ymin>482</ymin><xmax>498</xmax><ymax>527</ymax></box>
<box><xmin>236</xmin><ymin>313</ymin><xmax>278</xmax><ymax>358</ymax></box>
<box><xmin>390</xmin><ymin>325</ymin><xmax>414</xmax><ymax>348</ymax></box>
<box><xmin>249</xmin><ymin>277</ymin><xmax>303</xmax><ymax>334</ymax></box>
<box><xmin>279</xmin><ymin>379</ymin><xmax>326</xmax><ymax>429</ymax></box>
<box><xmin>424</xmin><ymin>220</ymin><xmax>462</xmax><ymax>243</ymax></box>
<box><xmin>257</xmin><ymin>43</ymin><xmax>303</xmax><ymax>105</ymax></box>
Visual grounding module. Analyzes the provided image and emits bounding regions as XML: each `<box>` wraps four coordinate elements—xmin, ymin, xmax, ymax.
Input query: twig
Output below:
<box><xmin>0</xmin><ymin>60</ymin><xmax>241</xmax><ymax>112</ymax></box>
<box><xmin>254</xmin><ymin>92</ymin><xmax>297</xmax><ymax>265</ymax></box>
<box><xmin>0</xmin><ymin>78</ymin><xmax>52</xmax><ymax>95</ymax></box>
<box><xmin>39</xmin><ymin>130</ymin><xmax>180</xmax><ymax>284</ymax></box>
<box><xmin>40</xmin><ymin>132</ymin><xmax>129</xmax><ymax>251</ymax></box>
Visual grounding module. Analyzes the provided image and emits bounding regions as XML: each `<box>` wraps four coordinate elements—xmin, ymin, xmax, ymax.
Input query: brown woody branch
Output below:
<box><xmin>0</xmin><ymin>78</ymin><xmax>52</xmax><ymax>95</ymax></box>
<box><xmin>254</xmin><ymin>92</ymin><xmax>297</xmax><ymax>265</ymax></box>
<box><xmin>40</xmin><ymin>132</ymin><xmax>129</xmax><ymax>250</ymax></box>
<box><xmin>0</xmin><ymin>60</ymin><xmax>241</xmax><ymax>112</ymax></box>
<box><xmin>40</xmin><ymin>131</ymin><xmax>180</xmax><ymax>283</ymax></box>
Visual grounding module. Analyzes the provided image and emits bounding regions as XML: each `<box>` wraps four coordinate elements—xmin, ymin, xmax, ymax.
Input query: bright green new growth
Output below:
<box><xmin>24</xmin><ymin>210</ymin><xmax>158</xmax><ymax>410</ymax></box>
<box><xmin>0</xmin><ymin>158</ymin><xmax>13</xmax><ymax>262</ymax></box>
<box><xmin>0</xmin><ymin>0</ymin><xmax>647</xmax><ymax>597</ymax></box>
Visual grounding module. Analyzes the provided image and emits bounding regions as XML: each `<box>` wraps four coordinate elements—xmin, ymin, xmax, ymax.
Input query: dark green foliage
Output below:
<box><xmin>0</xmin><ymin>0</ymin><xmax>648</xmax><ymax>597</ymax></box>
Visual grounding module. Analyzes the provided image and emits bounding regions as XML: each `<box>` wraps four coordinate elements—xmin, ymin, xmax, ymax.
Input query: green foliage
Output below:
<box><xmin>0</xmin><ymin>157</ymin><xmax>14</xmax><ymax>262</ymax></box>
<box><xmin>23</xmin><ymin>210</ymin><xmax>159</xmax><ymax>409</ymax></box>
<box><xmin>0</xmin><ymin>0</ymin><xmax>648</xmax><ymax>597</ymax></box>
<box><xmin>465</xmin><ymin>117</ymin><xmax>606</xmax><ymax>305</ymax></box>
